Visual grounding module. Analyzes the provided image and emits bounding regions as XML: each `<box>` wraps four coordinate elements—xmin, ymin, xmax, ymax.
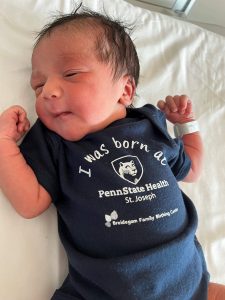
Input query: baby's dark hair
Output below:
<box><xmin>34</xmin><ymin>4</ymin><xmax>140</xmax><ymax>86</ymax></box>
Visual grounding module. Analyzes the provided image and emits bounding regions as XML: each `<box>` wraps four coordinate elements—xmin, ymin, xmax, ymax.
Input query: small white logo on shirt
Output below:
<box><xmin>105</xmin><ymin>210</ymin><xmax>118</xmax><ymax>227</ymax></box>
<box><xmin>111</xmin><ymin>155</ymin><xmax>143</xmax><ymax>185</ymax></box>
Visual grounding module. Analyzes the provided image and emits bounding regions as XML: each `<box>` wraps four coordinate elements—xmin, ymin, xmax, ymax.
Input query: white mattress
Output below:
<box><xmin>0</xmin><ymin>0</ymin><xmax>225</xmax><ymax>299</ymax></box>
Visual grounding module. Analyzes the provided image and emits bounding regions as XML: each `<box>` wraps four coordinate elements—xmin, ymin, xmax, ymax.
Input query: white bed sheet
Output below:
<box><xmin>0</xmin><ymin>0</ymin><xmax>225</xmax><ymax>299</ymax></box>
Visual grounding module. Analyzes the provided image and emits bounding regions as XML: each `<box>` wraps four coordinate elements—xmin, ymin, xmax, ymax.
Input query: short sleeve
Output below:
<box><xmin>167</xmin><ymin>138</ymin><xmax>191</xmax><ymax>181</ymax></box>
<box><xmin>19</xmin><ymin>119</ymin><xmax>61</xmax><ymax>203</ymax></box>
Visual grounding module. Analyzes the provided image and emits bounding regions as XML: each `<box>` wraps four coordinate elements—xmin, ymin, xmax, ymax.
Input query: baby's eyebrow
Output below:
<box><xmin>30</xmin><ymin>71</ymin><xmax>44</xmax><ymax>86</ymax></box>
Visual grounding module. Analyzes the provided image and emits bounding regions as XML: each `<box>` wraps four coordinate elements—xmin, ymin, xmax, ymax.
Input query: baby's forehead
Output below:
<box><xmin>31</xmin><ymin>24</ymin><xmax>110</xmax><ymax>75</ymax></box>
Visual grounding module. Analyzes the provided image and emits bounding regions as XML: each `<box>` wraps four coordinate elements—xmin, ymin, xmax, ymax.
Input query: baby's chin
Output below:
<box><xmin>38</xmin><ymin>117</ymin><xmax>90</xmax><ymax>141</ymax></box>
<box><xmin>40</xmin><ymin>114</ymin><xmax>112</xmax><ymax>141</ymax></box>
<box><xmin>54</xmin><ymin>126</ymin><xmax>97</xmax><ymax>142</ymax></box>
<box><xmin>56</xmin><ymin>129</ymin><xmax>88</xmax><ymax>142</ymax></box>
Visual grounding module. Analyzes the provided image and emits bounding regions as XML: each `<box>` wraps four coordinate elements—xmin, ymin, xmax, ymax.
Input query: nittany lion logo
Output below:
<box><xmin>111</xmin><ymin>155</ymin><xmax>143</xmax><ymax>185</ymax></box>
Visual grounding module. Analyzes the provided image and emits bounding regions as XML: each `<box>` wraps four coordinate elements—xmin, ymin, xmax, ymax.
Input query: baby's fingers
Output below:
<box><xmin>17</xmin><ymin>118</ymin><xmax>30</xmax><ymax>133</ymax></box>
<box><xmin>157</xmin><ymin>100</ymin><xmax>166</xmax><ymax>111</ymax></box>
<box><xmin>176</xmin><ymin>95</ymin><xmax>193</xmax><ymax>117</ymax></box>
<box><xmin>157</xmin><ymin>98</ymin><xmax>175</xmax><ymax>115</ymax></box>
<box><xmin>10</xmin><ymin>106</ymin><xmax>30</xmax><ymax>134</ymax></box>
<box><xmin>165</xmin><ymin>96</ymin><xmax>178</xmax><ymax>113</ymax></box>
<box><xmin>17</xmin><ymin>111</ymin><xmax>30</xmax><ymax>133</ymax></box>
<box><xmin>185</xmin><ymin>100</ymin><xmax>193</xmax><ymax>117</ymax></box>
<box><xmin>173</xmin><ymin>95</ymin><xmax>188</xmax><ymax>114</ymax></box>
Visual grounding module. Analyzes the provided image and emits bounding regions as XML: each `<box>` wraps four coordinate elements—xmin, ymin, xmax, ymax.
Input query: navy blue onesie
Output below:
<box><xmin>20</xmin><ymin>105</ymin><xmax>209</xmax><ymax>300</ymax></box>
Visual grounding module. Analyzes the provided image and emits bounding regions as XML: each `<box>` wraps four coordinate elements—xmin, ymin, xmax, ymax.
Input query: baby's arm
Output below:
<box><xmin>0</xmin><ymin>106</ymin><xmax>51</xmax><ymax>218</ymax></box>
<box><xmin>157</xmin><ymin>95</ymin><xmax>203</xmax><ymax>182</ymax></box>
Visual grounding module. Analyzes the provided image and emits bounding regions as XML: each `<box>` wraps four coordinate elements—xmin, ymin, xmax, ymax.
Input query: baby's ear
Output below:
<box><xmin>119</xmin><ymin>76</ymin><xmax>136</xmax><ymax>107</ymax></box>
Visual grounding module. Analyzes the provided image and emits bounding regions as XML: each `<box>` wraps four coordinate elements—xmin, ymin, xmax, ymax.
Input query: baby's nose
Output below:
<box><xmin>42</xmin><ymin>79</ymin><xmax>63</xmax><ymax>100</ymax></box>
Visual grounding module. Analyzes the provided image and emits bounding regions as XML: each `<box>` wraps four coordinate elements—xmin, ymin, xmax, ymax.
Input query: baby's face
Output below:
<box><xmin>31</xmin><ymin>28</ymin><xmax>131</xmax><ymax>141</ymax></box>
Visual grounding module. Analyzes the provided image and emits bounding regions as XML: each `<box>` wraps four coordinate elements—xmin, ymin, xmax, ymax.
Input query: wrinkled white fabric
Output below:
<box><xmin>0</xmin><ymin>0</ymin><xmax>224</xmax><ymax>299</ymax></box>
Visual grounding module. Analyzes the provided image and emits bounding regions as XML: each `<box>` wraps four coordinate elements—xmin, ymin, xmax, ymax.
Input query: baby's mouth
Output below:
<box><xmin>54</xmin><ymin>111</ymin><xmax>72</xmax><ymax>118</ymax></box>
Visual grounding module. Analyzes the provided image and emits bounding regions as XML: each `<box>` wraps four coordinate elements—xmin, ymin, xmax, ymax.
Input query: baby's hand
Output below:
<box><xmin>157</xmin><ymin>95</ymin><xmax>194</xmax><ymax>124</ymax></box>
<box><xmin>0</xmin><ymin>105</ymin><xmax>30</xmax><ymax>142</ymax></box>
